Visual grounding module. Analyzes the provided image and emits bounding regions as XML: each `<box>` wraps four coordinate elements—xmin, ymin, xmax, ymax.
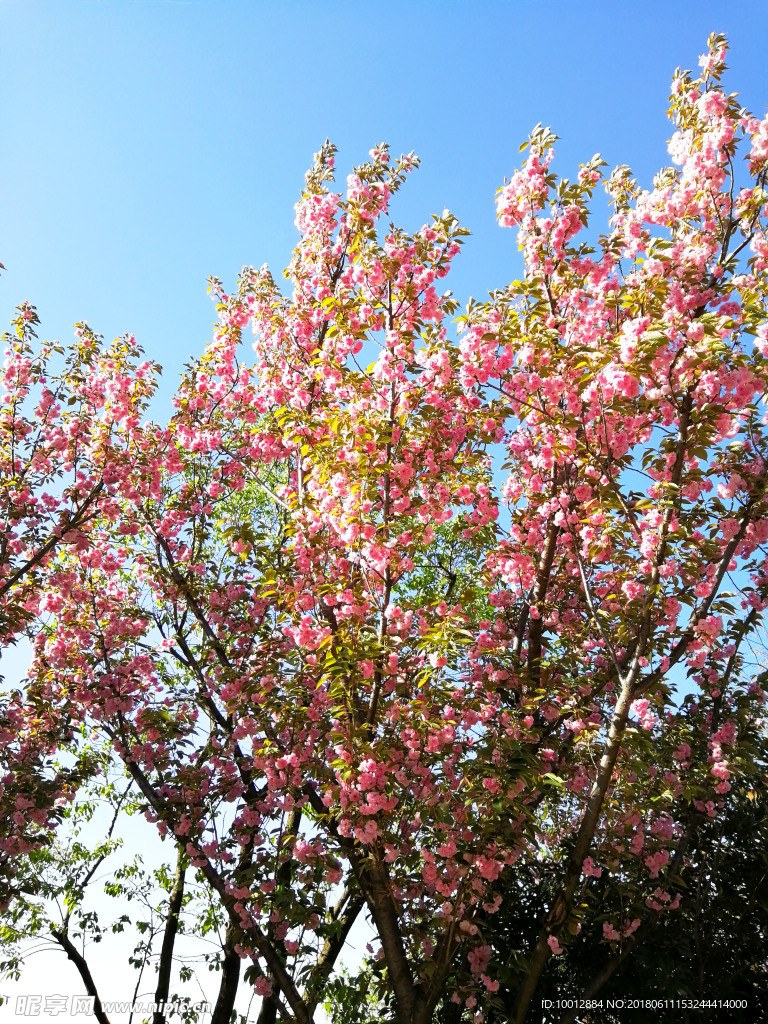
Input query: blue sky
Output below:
<box><xmin>1</xmin><ymin>0</ymin><xmax>768</xmax><ymax>420</ymax></box>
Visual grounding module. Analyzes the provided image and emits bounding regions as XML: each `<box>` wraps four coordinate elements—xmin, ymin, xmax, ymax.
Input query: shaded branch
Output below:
<box><xmin>51</xmin><ymin>928</ymin><xmax>111</xmax><ymax>1024</ymax></box>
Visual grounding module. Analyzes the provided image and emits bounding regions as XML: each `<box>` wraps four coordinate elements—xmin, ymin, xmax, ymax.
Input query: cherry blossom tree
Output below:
<box><xmin>7</xmin><ymin>31</ymin><xmax>768</xmax><ymax>1024</ymax></box>
<box><xmin>0</xmin><ymin>303</ymin><xmax>159</xmax><ymax>917</ymax></box>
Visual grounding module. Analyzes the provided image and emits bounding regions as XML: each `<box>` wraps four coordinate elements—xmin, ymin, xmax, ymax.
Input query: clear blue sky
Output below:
<box><xmin>2</xmin><ymin>0</ymin><xmax>768</xmax><ymax>416</ymax></box>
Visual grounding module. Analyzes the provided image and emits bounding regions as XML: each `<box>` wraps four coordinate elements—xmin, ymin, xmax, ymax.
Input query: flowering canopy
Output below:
<box><xmin>0</xmin><ymin>307</ymin><xmax>158</xmax><ymax>909</ymax></box>
<box><xmin>5</xmin><ymin>32</ymin><xmax>768</xmax><ymax>1024</ymax></box>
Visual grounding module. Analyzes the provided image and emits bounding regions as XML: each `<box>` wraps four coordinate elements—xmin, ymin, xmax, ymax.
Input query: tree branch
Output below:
<box><xmin>153</xmin><ymin>845</ymin><xmax>187</xmax><ymax>1024</ymax></box>
<box><xmin>51</xmin><ymin>928</ymin><xmax>111</xmax><ymax>1024</ymax></box>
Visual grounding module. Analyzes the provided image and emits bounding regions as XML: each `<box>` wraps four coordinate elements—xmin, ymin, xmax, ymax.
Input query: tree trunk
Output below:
<box><xmin>211</xmin><ymin>923</ymin><xmax>242</xmax><ymax>1024</ymax></box>
<box><xmin>153</xmin><ymin>846</ymin><xmax>187</xmax><ymax>1024</ymax></box>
